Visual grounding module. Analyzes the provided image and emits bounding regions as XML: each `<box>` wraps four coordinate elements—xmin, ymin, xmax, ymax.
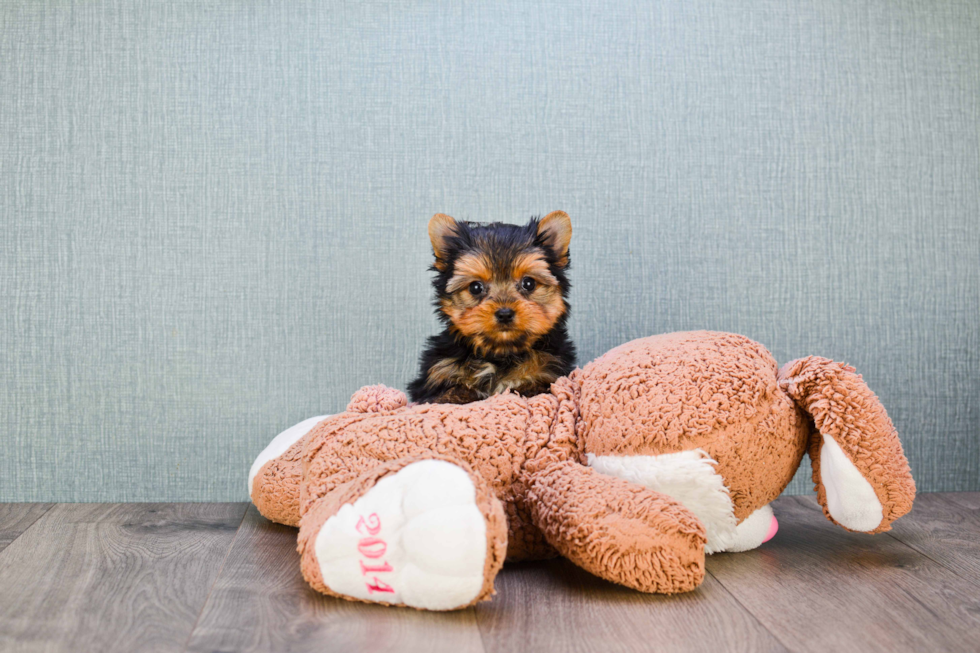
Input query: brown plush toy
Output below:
<box><xmin>249</xmin><ymin>331</ymin><xmax>915</xmax><ymax>611</ymax></box>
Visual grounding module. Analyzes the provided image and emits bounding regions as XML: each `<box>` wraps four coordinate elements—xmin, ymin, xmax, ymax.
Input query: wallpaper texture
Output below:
<box><xmin>2</xmin><ymin>0</ymin><xmax>978</xmax><ymax>501</ymax></box>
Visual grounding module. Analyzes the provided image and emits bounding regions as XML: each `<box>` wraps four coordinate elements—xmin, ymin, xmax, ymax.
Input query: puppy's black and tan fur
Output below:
<box><xmin>408</xmin><ymin>212</ymin><xmax>576</xmax><ymax>404</ymax></box>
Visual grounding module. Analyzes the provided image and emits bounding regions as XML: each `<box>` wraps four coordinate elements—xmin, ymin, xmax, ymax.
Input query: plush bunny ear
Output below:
<box><xmin>536</xmin><ymin>211</ymin><xmax>572</xmax><ymax>267</ymax></box>
<box><xmin>428</xmin><ymin>213</ymin><xmax>459</xmax><ymax>271</ymax></box>
<box><xmin>778</xmin><ymin>357</ymin><xmax>916</xmax><ymax>534</ymax></box>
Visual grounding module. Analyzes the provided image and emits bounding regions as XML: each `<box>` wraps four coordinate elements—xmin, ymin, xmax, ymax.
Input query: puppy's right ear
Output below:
<box><xmin>428</xmin><ymin>213</ymin><xmax>459</xmax><ymax>271</ymax></box>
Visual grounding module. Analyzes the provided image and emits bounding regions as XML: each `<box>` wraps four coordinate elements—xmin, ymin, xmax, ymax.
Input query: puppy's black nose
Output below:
<box><xmin>495</xmin><ymin>307</ymin><xmax>516</xmax><ymax>324</ymax></box>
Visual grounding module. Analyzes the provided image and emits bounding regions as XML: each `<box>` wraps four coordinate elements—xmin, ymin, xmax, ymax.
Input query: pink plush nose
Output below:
<box><xmin>762</xmin><ymin>514</ymin><xmax>779</xmax><ymax>544</ymax></box>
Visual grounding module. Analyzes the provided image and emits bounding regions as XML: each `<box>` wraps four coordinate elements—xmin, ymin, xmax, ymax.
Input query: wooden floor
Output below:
<box><xmin>1</xmin><ymin>494</ymin><xmax>978</xmax><ymax>653</ymax></box>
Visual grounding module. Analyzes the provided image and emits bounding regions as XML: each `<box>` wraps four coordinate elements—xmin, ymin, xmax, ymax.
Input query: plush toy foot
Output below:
<box><xmin>717</xmin><ymin>504</ymin><xmax>778</xmax><ymax>553</ymax></box>
<box><xmin>297</xmin><ymin>458</ymin><xmax>508</xmax><ymax>611</ymax></box>
<box><xmin>250</xmin><ymin>415</ymin><xmax>331</xmax><ymax>527</ymax></box>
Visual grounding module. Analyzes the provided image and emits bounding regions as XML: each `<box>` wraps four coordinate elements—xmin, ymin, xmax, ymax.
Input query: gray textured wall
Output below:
<box><xmin>2</xmin><ymin>0</ymin><xmax>978</xmax><ymax>502</ymax></box>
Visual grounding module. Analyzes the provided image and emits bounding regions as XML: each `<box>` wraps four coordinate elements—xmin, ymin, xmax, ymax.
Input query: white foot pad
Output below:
<box><xmin>314</xmin><ymin>460</ymin><xmax>488</xmax><ymax>610</ymax></box>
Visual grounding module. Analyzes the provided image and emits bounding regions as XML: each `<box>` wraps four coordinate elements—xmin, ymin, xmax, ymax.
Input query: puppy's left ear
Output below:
<box><xmin>537</xmin><ymin>211</ymin><xmax>572</xmax><ymax>268</ymax></box>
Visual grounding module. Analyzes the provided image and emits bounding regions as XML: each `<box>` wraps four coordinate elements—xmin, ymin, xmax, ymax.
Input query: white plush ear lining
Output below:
<box><xmin>819</xmin><ymin>434</ymin><xmax>884</xmax><ymax>532</ymax></box>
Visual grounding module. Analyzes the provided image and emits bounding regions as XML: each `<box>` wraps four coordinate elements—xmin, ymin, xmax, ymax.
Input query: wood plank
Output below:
<box><xmin>0</xmin><ymin>503</ymin><xmax>53</xmax><ymax>552</ymax></box>
<box><xmin>185</xmin><ymin>505</ymin><xmax>485</xmax><ymax>653</ymax></box>
<box><xmin>886</xmin><ymin>492</ymin><xmax>980</xmax><ymax>583</ymax></box>
<box><xmin>709</xmin><ymin>495</ymin><xmax>980</xmax><ymax>653</ymax></box>
<box><xmin>0</xmin><ymin>503</ymin><xmax>246</xmax><ymax>653</ymax></box>
<box><xmin>939</xmin><ymin>491</ymin><xmax>980</xmax><ymax>511</ymax></box>
<box><xmin>475</xmin><ymin>557</ymin><xmax>787</xmax><ymax>653</ymax></box>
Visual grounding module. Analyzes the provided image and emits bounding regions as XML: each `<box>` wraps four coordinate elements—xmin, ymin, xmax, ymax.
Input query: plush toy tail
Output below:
<box><xmin>778</xmin><ymin>357</ymin><xmax>915</xmax><ymax>534</ymax></box>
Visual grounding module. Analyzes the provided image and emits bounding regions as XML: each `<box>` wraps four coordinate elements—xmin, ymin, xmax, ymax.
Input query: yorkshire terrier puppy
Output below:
<box><xmin>408</xmin><ymin>211</ymin><xmax>576</xmax><ymax>404</ymax></box>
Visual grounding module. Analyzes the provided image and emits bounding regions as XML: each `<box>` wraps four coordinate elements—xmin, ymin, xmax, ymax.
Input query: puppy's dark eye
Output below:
<box><xmin>520</xmin><ymin>277</ymin><xmax>537</xmax><ymax>292</ymax></box>
<box><xmin>468</xmin><ymin>281</ymin><xmax>485</xmax><ymax>296</ymax></box>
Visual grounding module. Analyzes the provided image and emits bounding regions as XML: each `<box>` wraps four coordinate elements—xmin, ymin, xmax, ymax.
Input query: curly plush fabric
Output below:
<box><xmin>250</xmin><ymin>432</ymin><xmax>310</xmax><ymax>527</ymax></box>
<box><xmin>299</xmin><ymin>391</ymin><xmax>574</xmax><ymax>561</ymax></box>
<box><xmin>250</xmin><ymin>330</ymin><xmax>916</xmax><ymax>609</ymax></box>
<box><xmin>250</xmin><ymin>388</ymin><xmax>411</xmax><ymax>527</ymax></box>
<box><xmin>577</xmin><ymin>332</ymin><xmax>778</xmax><ymax>455</ymax></box>
<box><xmin>527</xmin><ymin>460</ymin><xmax>706</xmax><ymax>593</ymax></box>
<box><xmin>575</xmin><ymin>332</ymin><xmax>811</xmax><ymax>521</ymax></box>
<box><xmin>346</xmin><ymin>385</ymin><xmax>409</xmax><ymax>413</ymax></box>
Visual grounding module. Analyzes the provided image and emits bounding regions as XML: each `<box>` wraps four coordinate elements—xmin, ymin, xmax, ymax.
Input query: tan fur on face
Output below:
<box><xmin>446</xmin><ymin>253</ymin><xmax>493</xmax><ymax>294</ymax></box>
<box><xmin>442</xmin><ymin>249</ymin><xmax>567</xmax><ymax>357</ymax></box>
<box><xmin>449</xmin><ymin>295</ymin><xmax>564</xmax><ymax>356</ymax></box>
<box><xmin>512</xmin><ymin>252</ymin><xmax>559</xmax><ymax>286</ymax></box>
